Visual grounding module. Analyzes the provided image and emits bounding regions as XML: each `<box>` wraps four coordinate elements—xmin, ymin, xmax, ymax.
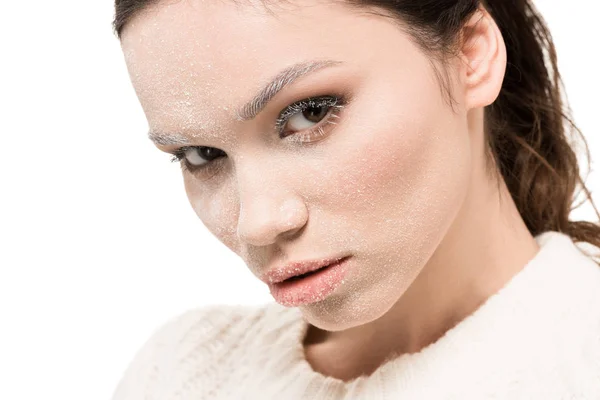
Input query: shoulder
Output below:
<box><xmin>535</xmin><ymin>231</ymin><xmax>600</xmax><ymax>281</ymax></box>
<box><xmin>549</xmin><ymin>233</ymin><xmax>600</xmax><ymax>382</ymax></box>
<box><xmin>111</xmin><ymin>302</ymin><xmax>282</xmax><ymax>400</ymax></box>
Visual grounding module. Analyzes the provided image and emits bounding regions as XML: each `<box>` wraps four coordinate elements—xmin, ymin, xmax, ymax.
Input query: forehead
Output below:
<box><xmin>119</xmin><ymin>0</ymin><xmax>407</xmax><ymax>138</ymax></box>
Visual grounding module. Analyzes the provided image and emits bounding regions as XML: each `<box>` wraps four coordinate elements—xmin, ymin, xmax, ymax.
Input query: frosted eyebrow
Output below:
<box><xmin>148</xmin><ymin>58</ymin><xmax>344</xmax><ymax>146</ymax></box>
<box><xmin>235</xmin><ymin>59</ymin><xmax>344</xmax><ymax>120</ymax></box>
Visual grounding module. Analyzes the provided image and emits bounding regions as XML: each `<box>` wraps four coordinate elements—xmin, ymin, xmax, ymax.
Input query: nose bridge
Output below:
<box><xmin>235</xmin><ymin>156</ymin><xmax>307</xmax><ymax>247</ymax></box>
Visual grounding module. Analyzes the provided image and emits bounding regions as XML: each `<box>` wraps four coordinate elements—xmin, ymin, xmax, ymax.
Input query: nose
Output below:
<box><xmin>236</xmin><ymin>174</ymin><xmax>308</xmax><ymax>247</ymax></box>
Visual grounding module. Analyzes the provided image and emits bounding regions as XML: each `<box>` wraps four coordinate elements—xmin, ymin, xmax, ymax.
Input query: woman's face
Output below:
<box><xmin>121</xmin><ymin>0</ymin><xmax>472</xmax><ymax>329</ymax></box>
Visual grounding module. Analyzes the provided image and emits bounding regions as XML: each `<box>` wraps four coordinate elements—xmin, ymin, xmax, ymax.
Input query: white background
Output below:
<box><xmin>0</xmin><ymin>1</ymin><xmax>598</xmax><ymax>399</ymax></box>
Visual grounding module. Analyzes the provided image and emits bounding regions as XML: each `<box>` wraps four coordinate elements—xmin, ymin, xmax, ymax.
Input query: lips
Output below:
<box><xmin>261</xmin><ymin>255</ymin><xmax>350</xmax><ymax>285</ymax></box>
<box><xmin>268</xmin><ymin>256</ymin><xmax>351</xmax><ymax>307</ymax></box>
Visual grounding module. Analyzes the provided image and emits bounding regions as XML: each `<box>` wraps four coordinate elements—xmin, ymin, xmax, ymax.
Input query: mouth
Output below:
<box><xmin>263</xmin><ymin>255</ymin><xmax>350</xmax><ymax>285</ymax></box>
<box><xmin>268</xmin><ymin>256</ymin><xmax>351</xmax><ymax>307</ymax></box>
<box><xmin>285</xmin><ymin>264</ymin><xmax>331</xmax><ymax>282</ymax></box>
<box><xmin>283</xmin><ymin>256</ymin><xmax>351</xmax><ymax>283</ymax></box>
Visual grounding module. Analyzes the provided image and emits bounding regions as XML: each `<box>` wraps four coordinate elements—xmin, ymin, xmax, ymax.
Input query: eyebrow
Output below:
<box><xmin>148</xmin><ymin>59</ymin><xmax>344</xmax><ymax>146</ymax></box>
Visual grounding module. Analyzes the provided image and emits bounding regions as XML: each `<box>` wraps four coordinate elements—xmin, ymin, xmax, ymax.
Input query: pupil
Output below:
<box><xmin>303</xmin><ymin>106</ymin><xmax>328</xmax><ymax>122</ymax></box>
<box><xmin>199</xmin><ymin>147</ymin><xmax>223</xmax><ymax>161</ymax></box>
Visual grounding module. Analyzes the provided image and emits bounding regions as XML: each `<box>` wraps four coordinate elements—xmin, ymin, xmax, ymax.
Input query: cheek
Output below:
<box><xmin>318</xmin><ymin>97</ymin><xmax>471</xmax><ymax>258</ymax></box>
<box><xmin>183</xmin><ymin>173</ymin><xmax>240</xmax><ymax>252</ymax></box>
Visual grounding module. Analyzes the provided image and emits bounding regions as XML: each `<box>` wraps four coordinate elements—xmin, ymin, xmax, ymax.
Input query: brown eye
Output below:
<box><xmin>286</xmin><ymin>104</ymin><xmax>332</xmax><ymax>131</ymax></box>
<box><xmin>275</xmin><ymin>95</ymin><xmax>347</xmax><ymax>141</ymax></box>
<box><xmin>303</xmin><ymin>105</ymin><xmax>329</xmax><ymax>123</ymax></box>
<box><xmin>184</xmin><ymin>147</ymin><xmax>225</xmax><ymax>167</ymax></box>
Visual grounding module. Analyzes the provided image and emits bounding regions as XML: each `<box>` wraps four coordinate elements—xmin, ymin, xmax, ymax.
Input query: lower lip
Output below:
<box><xmin>268</xmin><ymin>257</ymin><xmax>350</xmax><ymax>307</ymax></box>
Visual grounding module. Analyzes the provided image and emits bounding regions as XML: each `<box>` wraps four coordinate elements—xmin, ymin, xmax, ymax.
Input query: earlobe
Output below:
<box><xmin>460</xmin><ymin>7</ymin><xmax>507</xmax><ymax>110</ymax></box>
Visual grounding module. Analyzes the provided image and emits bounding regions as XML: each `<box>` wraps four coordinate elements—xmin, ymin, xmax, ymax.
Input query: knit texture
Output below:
<box><xmin>112</xmin><ymin>231</ymin><xmax>600</xmax><ymax>399</ymax></box>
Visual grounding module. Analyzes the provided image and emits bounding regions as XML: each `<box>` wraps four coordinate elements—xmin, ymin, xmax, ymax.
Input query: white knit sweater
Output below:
<box><xmin>112</xmin><ymin>231</ymin><xmax>600</xmax><ymax>399</ymax></box>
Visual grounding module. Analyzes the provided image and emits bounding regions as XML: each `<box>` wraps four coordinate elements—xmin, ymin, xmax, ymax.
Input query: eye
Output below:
<box><xmin>170</xmin><ymin>146</ymin><xmax>226</xmax><ymax>173</ymax></box>
<box><xmin>286</xmin><ymin>103</ymin><xmax>329</xmax><ymax>131</ymax></box>
<box><xmin>275</xmin><ymin>95</ymin><xmax>346</xmax><ymax>139</ymax></box>
<box><xmin>184</xmin><ymin>147</ymin><xmax>224</xmax><ymax>167</ymax></box>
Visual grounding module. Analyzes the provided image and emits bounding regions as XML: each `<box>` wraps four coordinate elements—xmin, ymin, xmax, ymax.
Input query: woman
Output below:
<box><xmin>111</xmin><ymin>0</ymin><xmax>600</xmax><ymax>398</ymax></box>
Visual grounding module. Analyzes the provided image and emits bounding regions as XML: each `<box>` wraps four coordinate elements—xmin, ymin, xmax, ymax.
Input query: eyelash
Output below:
<box><xmin>169</xmin><ymin>94</ymin><xmax>348</xmax><ymax>175</ymax></box>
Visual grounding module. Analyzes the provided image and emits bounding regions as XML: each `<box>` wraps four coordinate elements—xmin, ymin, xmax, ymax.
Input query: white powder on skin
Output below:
<box><xmin>120</xmin><ymin>0</ymin><xmax>540</xmax><ymax>376</ymax></box>
<box><xmin>122</xmin><ymin>0</ymin><xmax>464</xmax><ymax>333</ymax></box>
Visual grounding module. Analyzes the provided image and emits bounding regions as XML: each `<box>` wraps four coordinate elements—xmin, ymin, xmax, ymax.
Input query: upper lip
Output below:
<box><xmin>261</xmin><ymin>255</ymin><xmax>349</xmax><ymax>285</ymax></box>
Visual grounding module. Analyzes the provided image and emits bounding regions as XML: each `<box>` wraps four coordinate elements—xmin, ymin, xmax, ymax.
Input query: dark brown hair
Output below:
<box><xmin>113</xmin><ymin>0</ymin><xmax>600</xmax><ymax>260</ymax></box>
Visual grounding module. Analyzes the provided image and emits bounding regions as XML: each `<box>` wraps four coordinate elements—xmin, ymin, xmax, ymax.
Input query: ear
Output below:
<box><xmin>459</xmin><ymin>7</ymin><xmax>507</xmax><ymax>110</ymax></box>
